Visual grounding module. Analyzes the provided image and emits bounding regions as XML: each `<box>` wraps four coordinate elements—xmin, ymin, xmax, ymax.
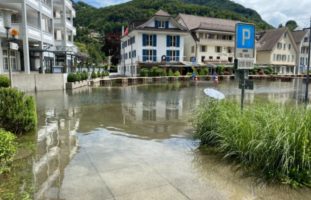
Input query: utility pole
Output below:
<box><xmin>305</xmin><ymin>17</ymin><xmax>311</xmax><ymax>105</ymax></box>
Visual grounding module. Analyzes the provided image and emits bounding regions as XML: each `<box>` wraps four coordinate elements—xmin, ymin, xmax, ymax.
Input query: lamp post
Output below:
<box><xmin>2</xmin><ymin>9</ymin><xmax>15</xmax><ymax>87</ymax></box>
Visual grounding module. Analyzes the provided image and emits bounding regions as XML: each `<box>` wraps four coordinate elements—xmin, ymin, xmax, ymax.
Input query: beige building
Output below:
<box><xmin>256</xmin><ymin>27</ymin><xmax>298</xmax><ymax>75</ymax></box>
<box><xmin>176</xmin><ymin>14</ymin><xmax>238</xmax><ymax>67</ymax></box>
<box><xmin>292</xmin><ymin>29</ymin><xmax>310</xmax><ymax>74</ymax></box>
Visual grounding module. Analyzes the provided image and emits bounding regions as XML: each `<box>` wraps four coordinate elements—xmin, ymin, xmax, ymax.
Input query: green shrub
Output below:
<box><xmin>67</xmin><ymin>73</ymin><xmax>76</xmax><ymax>82</ymax></box>
<box><xmin>194</xmin><ymin>100</ymin><xmax>311</xmax><ymax>187</ymax></box>
<box><xmin>186</xmin><ymin>72</ymin><xmax>192</xmax><ymax>76</ymax></box>
<box><xmin>0</xmin><ymin>75</ymin><xmax>10</xmax><ymax>88</ymax></box>
<box><xmin>82</xmin><ymin>71</ymin><xmax>88</xmax><ymax>80</ymax></box>
<box><xmin>199</xmin><ymin>68</ymin><xmax>209</xmax><ymax>76</ymax></box>
<box><xmin>174</xmin><ymin>71</ymin><xmax>181</xmax><ymax>77</ymax></box>
<box><xmin>91</xmin><ymin>71</ymin><xmax>97</xmax><ymax>79</ymax></box>
<box><xmin>75</xmin><ymin>73</ymin><xmax>81</xmax><ymax>81</ymax></box>
<box><xmin>140</xmin><ymin>68</ymin><xmax>149</xmax><ymax>77</ymax></box>
<box><xmin>168</xmin><ymin>69</ymin><xmax>174</xmax><ymax>76</ymax></box>
<box><xmin>103</xmin><ymin>71</ymin><xmax>109</xmax><ymax>76</ymax></box>
<box><xmin>0</xmin><ymin>88</ymin><xmax>37</xmax><ymax>134</ymax></box>
<box><xmin>97</xmin><ymin>71</ymin><xmax>101</xmax><ymax>78</ymax></box>
<box><xmin>0</xmin><ymin>129</ymin><xmax>16</xmax><ymax>174</ymax></box>
<box><xmin>264</xmin><ymin>67</ymin><xmax>273</xmax><ymax>75</ymax></box>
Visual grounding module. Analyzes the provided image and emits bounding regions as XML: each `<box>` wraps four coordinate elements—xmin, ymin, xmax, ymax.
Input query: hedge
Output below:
<box><xmin>0</xmin><ymin>75</ymin><xmax>10</xmax><ymax>88</ymax></box>
<box><xmin>0</xmin><ymin>129</ymin><xmax>16</xmax><ymax>174</ymax></box>
<box><xmin>0</xmin><ymin>88</ymin><xmax>37</xmax><ymax>134</ymax></box>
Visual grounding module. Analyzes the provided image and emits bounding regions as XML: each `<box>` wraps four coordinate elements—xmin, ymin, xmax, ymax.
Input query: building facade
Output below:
<box><xmin>256</xmin><ymin>27</ymin><xmax>298</xmax><ymax>75</ymax></box>
<box><xmin>0</xmin><ymin>0</ymin><xmax>77</xmax><ymax>75</ymax></box>
<box><xmin>176</xmin><ymin>14</ymin><xmax>238</xmax><ymax>67</ymax></box>
<box><xmin>118</xmin><ymin>10</ymin><xmax>188</xmax><ymax>77</ymax></box>
<box><xmin>292</xmin><ymin>29</ymin><xmax>310</xmax><ymax>74</ymax></box>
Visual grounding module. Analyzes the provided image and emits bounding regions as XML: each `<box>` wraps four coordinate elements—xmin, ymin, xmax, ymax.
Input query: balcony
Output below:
<box><xmin>26</xmin><ymin>0</ymin><xmax>40</xmax><ymax>10</ymax></box>
<box><xmin>43</xmin><ymin>32</ymin><xmax>54</xmax><ymax>45</ymax></box>
<box><xmin>28</xmin><ymin>26</ymin><xmax>41</xmax><ymax>40</ymax></box>
<box><xmin>41</xmin><ymin>2</ymin><xmax>53</xmax><ymax>17</ymax></box>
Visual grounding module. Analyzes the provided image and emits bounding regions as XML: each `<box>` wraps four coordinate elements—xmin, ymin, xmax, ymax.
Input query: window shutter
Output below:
<box><xmin>153</xmin><ymin>35</ymin><xmax>157</xmax><ymax>47</ymax></box>
<box><xmin>143</xmin><ymin>34</ymin><xmax>148</xmax><ymax>46</ymax></box>
<box><xmin>165</xmin><ymin>21</ymin><xmax>169</xmax><ymax>29</ymax></box>
<box><xmin>143</xmin><ymin>50</ymin><xmax>147</xmax><ymax>62</ymax></box>
<box><xmin>155</xmin><ymin>20</ymin><xmax>159</xmax><ymax>28</ymax></box>
<box><xmin>167</xmin><ymin>36</ymin><xmax>171</xmax><ymax>47</ymax></box>
<box><xmin>166</xmin><ymin>50</ymin><xmax>170</xmax><ymax>62</ymax></box>
<box><xmin>177</xmin><ymin>36</ymin><xmax>180</xmax><ymax>47</ymax></box>
<box><xmin>153</xmin><ymin>50</ymin><xmax>157</xmax><ymax>62</ymax></box>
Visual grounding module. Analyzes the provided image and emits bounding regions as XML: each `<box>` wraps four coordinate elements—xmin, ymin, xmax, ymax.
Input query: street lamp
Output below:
<box><xmin>2</xmin><ymin>9</ymin><xmax>16</xmax><ymax>87</ymax></box>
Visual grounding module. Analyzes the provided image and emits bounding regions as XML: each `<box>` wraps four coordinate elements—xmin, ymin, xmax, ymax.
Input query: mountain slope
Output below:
<box><xmin>74</xmin><ymin>0</ymin><xmax>272</xmax><ymax>34</ymax></box>
<box><xmin>73</xmin><ymin>0</ymin><xmax>272</xmax><ymax>65</ymax></box>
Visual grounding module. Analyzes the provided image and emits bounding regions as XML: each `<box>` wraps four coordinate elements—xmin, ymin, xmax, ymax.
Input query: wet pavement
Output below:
<box><xmin>3</xmin><ymin>79</ymin><xmax>311</xmax><ymax>200</ymax></box>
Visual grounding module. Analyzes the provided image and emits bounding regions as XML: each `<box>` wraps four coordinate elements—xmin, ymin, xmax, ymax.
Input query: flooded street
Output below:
<box><xmin>4</xmin><ymin>79</ymin><xmax>311</xmax><ymax>200</ymax></box>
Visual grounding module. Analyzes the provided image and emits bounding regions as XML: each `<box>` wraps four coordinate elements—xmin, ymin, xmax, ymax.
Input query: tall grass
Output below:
<box><xmin>193</xmin><ymin>100</ymin><xmax>311</xmax><ymax>187</ymax></box>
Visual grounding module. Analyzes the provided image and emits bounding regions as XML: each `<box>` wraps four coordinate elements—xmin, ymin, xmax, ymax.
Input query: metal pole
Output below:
<box><xmin>305</xmin><ymin>17</ymin><xmax>311</xmax><ymax>105</ymax></box>
<box><xmin>6</xmin><ymin>28</ymin><xmax>12</xmax><ymax>87</ymax></box>
<box><xmin>240</xmin><ymin>69</ymin><xmax>245</xmax><ymax>112</ymax></box>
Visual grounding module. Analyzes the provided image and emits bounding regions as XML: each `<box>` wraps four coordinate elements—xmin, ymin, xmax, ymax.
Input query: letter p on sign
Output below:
<box><xmin>236</xmin><ymin>23</ymin><xmax>255</xmax><ymax>49</ymax></box>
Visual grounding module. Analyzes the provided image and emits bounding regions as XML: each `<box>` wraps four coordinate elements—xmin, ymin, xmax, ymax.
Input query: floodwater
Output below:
<box><xmin>1</xmin><ymin>79</ymin><xmax>311</xmax><ymax>200</ymax></box>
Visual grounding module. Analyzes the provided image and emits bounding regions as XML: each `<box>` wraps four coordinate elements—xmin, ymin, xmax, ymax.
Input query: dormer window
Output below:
<box><xmin>155</xmin><ymin>20</ymin><xmax>169</xmax><ymax>29</ymax></box>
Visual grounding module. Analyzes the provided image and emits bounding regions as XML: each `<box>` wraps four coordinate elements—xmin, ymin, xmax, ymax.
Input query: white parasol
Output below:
<box><xmin>204</xmin><ymin>88</ymin><xmax>225</xmax><ymax>100</ymax></box>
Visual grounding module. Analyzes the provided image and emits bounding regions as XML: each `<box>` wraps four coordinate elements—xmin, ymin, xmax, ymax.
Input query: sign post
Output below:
<box><xmin>235</xmin><ymin>23</ymin><xmax>256</xmax><ymax>112</ymax></box>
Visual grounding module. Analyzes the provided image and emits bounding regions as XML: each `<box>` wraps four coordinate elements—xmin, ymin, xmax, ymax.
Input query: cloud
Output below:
<box><xmin>77</xmin><ymin>0</ymin><xmax>130</xmax><ymax>7</ymax></box>
<box><xmin>233</xmin><ymin>0</ymin><xmax>311</xmax><ymax>28</ymax></box>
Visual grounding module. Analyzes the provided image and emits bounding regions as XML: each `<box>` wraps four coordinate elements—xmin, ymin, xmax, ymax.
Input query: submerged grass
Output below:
<box><xmin>193</xmin><ymin>100</ymin><xmax>311</xmax><ymax>187</ymax></box>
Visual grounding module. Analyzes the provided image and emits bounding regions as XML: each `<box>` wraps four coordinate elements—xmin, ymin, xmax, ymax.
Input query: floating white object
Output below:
<box><xmin>204</xmin><ymin>88</ymin><xmax>225</xmax><ymax>100</ymax></box>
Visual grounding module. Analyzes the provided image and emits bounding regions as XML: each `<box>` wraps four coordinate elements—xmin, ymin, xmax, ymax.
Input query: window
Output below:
<box><xmin>3</xmin><ymin>50</ymin><xmax>18</xmax><ymax>71</ymax></box>
<box><xmin>167</xmin><ymin>35</ymin><xmax>180</xmax><ymax>47</ymax></box>
<box><xmin>282</xmin><ymin>55</ymin><xmax>286</xmax><ymax>61</ymax></box>
<box><xmin>292</xmin><ymin>55</ymin><xmax>295</xmax><ymax>62</ymax></box>
<box><xmin>166</xmin><ymin>50</ymin><xmax>180</xmax><ymax>62</ymax></box>
<box><xmin>143</xmin><ymin>34</ymin><xmax>157</xmax><ymax>47</ymax></box>
<box><xmin>209</xmin><ymin>56</ymin><xmax>213</xmax><ymax>60</ymax></box>
<box><xmin>304</xmin><ymin>37</ymin><xmax>308</xmax><ymax>43</ymax></box>
<box><xmin>227</xmin><ymin>47</ymin><xmax>232</xmax><ymax>53</ymax></box>
<box><xmin>277</xmin><ymin>43</ymin><xmax>282</xmax><ymax>49</ymax></box>
<box><xmin>208</xmin><ymin>34</ymin><xmax>215</xmax><ymax>39</ymax></box>
<box><xmin>288</xmin><ymin>44</ymin><xmax>291</xmax><ymax>50</ymax></box>
<box><xmin>283</xmin><ymin>44</ymin><xmax>286</xmax><ymax>50</ymax></box>
<box><xmin>142</xmin><ymin>49</ymin><xmax>156</xmax><ymax>62</ymax></box>
<box><xmin>215</xmin><ymin>46</ymin><xmax>222</xmax><ymax>53</ymax></box>
<box><xmin>199</xmin><ymin>33</ymin><xmax>204</xmax><ymax>39</ymax></box>
<box><xmin>205</xmin><ymin>33</ymin><xmax>209</xmax><ymax>39</ymax></box>
<box><xmin>277</xmin><ymin>54</ymin><xmax>281</xmax><ymax>61</ymax></box>
<box><xmin>201</xmin><ymin>56</ymin><xmax>205</xmax><ymax>62</ymax></box>
<box><xmin>155</xmin><ymin>20</ymin><xmax>168</xmax><ymax>28</ymax></box>
<box><xmin>287</xmin><ymin>55</ymin><xmax>290</xmax><ymax>62</ymax></box>
<box><xmin>201</xmin><ymin>45</ymin><xmax>207</xmax><ymax>52</ymax></box>
<box><xmin>129</xmin><ymin>52</ymin><xmax>132</xmax><ymax>59</ymax></box>
<box><xmin>132</xmin><ymin>50</ymin><xmax>136</xmax><ymax>58</ymax></box>
<box><xmin>217</xmin><ymin>56</ymin><xmax>220</xmax><ymax>60</ymax></box>
<box><xmin>273</xmin><ymin>54</ymin><xmax>276</xmax><ymax>61</ymax></box>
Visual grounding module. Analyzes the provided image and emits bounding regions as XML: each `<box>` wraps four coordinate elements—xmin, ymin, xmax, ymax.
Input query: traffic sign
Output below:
<box><xmin>235</xmin><ymin>23</ymin><xmax>255</xmax><ymax>60</ymax></box>
<box><xmin>9</xmin><ymin>42</ymin><xmax>18</xmax><ymax>50</ymax></box>
<box><xmin>237</xmin><ymin>58</ymin><xmax>255</xmax><ymax>70</ymax></box>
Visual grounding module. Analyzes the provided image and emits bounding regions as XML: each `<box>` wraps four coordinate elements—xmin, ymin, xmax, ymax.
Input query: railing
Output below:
<box><xmin>43</xmin><ymin>32</ymin><xmax>54</xmax><ymax>45</ymax></box>
<box><xmin>27</xmin><ymin>25</ymin><xmax>41</xmax><ymax>40</ymax></box>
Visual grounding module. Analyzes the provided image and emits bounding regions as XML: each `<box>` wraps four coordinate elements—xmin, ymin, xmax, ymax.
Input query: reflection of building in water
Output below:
<box><xmin>34</xmin><ymin>107</ymin><xmax>79</xmax><ymax>200</ymax></box>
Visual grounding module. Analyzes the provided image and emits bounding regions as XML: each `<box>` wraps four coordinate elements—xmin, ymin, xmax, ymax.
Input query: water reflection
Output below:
<box><xmin>34</xmin><ymin>107</ymin><xmax>79</xmax><ymax>200</ymax></box>
<box><xmin>8</xmin><ymin>79</ymin><xmax>311</xmax><ymax>199</ymax></box>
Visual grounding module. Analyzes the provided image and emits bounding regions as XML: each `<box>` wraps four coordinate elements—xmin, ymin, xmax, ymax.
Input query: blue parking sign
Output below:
<box><xmin>236</xmin><ymin>23</ymin><xmax>255</xmax><ymax>49</ymax></box>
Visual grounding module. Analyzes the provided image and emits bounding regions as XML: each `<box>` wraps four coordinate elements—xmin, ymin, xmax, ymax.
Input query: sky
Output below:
<box><xmin>77</xmin><ymin>0</ymin><xmax>311</xmax><ymax>28</ymax></box>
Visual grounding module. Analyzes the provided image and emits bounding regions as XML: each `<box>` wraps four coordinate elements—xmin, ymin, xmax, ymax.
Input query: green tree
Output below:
<box><xmin>285</xmin><ymin>20</ymin><xmax>298</xmax><ymax>31</ymax></box>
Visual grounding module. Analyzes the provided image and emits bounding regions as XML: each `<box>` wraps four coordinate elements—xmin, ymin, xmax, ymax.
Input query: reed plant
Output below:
<box><xmin>193</xmin><ymin>100</ymin><xmax>311</xmax><ymax>187</ymax></box>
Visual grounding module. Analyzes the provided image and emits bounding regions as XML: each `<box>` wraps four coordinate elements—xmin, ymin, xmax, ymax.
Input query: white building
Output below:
<box><xmin>0</xmin><ymin>0</ymin><xmax>77</xmax><ymax>74</ymax></box>
<box><xmin>119</xmin><ymin>10</ymin><xmax>188</xmax><ymax>77</ymax></box>
<box><xmin>176</xmin><ymin>14</ymin><xmax>238</xmax><ymax>67</ymax></box>
<box><xmin>292</xmin><ymin>29</ymin><xmax>310</xmax><ymax>74</ymax></box>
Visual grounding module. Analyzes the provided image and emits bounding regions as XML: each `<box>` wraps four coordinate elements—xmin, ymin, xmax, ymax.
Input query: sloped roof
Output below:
<box><xmin>256</xmin><ymin>27</ymin><xmax>287</xmax><ymax>51</ymax></box>
<box><xmin>155</xmin><ymin>9</ymin><xmax>171</xmax><ymax>17</ymax></box>
<box><xmin>292</xmin><ymin>30</ymin><xmax>308</xmax><ymax>44</ymax></box>
<box><xmin>177</xmin><ymin>14</ymin><xmax>238</xmax><ymax>32</ymax></box>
